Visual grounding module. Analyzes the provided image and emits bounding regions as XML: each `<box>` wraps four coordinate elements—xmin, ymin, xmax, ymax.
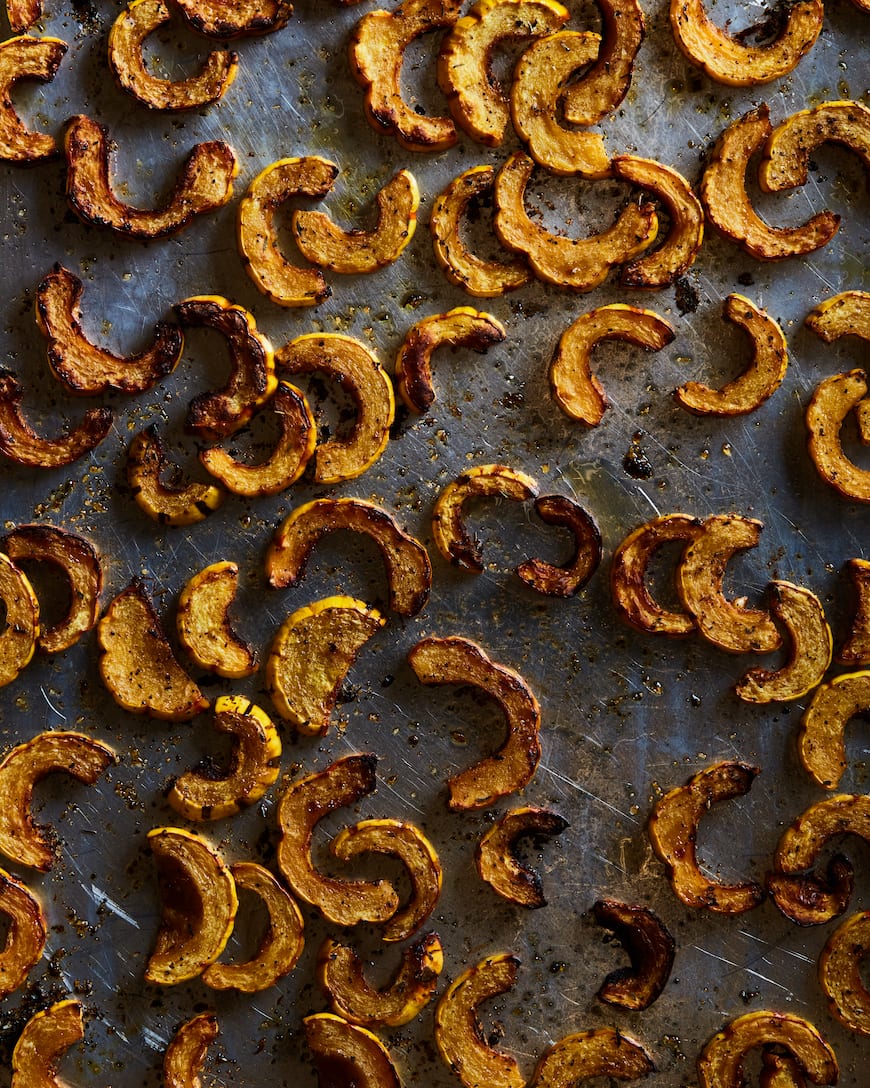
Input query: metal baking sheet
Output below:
<box><xmin>1</xmin><ymin>0</ymin><xmax>868</xmax><ymax>1084</ymax></box>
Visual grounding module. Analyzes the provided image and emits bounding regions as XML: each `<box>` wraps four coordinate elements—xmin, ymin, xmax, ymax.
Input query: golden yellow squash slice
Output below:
<box><xmin>127</xmin><ymin>426</ymin><xmax>224</xmax><ymax>526</ymax></box>
<box><xmin>0</xmin><ymin>868</ymin><xmax>46</xmax><ymax>998</ymax></box>
<box><xmin>806</xmin><ymin>291</ymin><xmax>870</xmax><ymax>345</ymax></box>
<box><xmin>476</xmin><ymin>806</ymin><xmax>568</xmax><ymax>907</ymax></box>
<box><xmin>11</xmin><ymin>999</ymin><xmax>84</xmax><ymax>1088</ymax></box>
<box><xmin>163</xmin><ymin>1013</ymin><xmax>219</xmax><ymax>1088</ymax></box>
<box><xmin>0</xmin><ymin>550</ymin><xmax>38</xmax><ymax>685</ymax></box>
<box><xmin>0</xmin><ymin>35</ymin><xmax>66</xmax><ymax>162</ymax></box>
<box><xmin>819</xmin><ymin>910</ymin><xmax>870</xmax><ymax>1037</ymax></box>
<box><xmin>171</xmin><ymin>0</ymin><xmax>293</xmax><ymax>37</ymax></box>
<box><xmin>837</xmin><ymin>557</ymin><xmax>870</xmax><ymax>666</ymax></box>
<box><xmin>176</xmin><ymin>561</ymin><xmax>257</xmax><ymax>679</ymax></box>
<box><xmin>531</xmin><ymin>1028</ymin><xmax>654</xmax><ymax>1087</ymax></box>
<box><xmin>562</xmin><ymin>0</ymin><xmax>644</xmax><ymax>126</ymax></box>
<box><xmin>6</xmin><ymin>0</ymin><xmax>41</xmax><ymax>33</ymax></box>
<box><xmin>806</xmin><ymin>369</ymin><xmax>870</xmax><ymax>503</ymax></box>
<box><xmin>799</xmin><ymin>670</ymin><xmax>870</xmax><ymax>790</ymax></box>
<box><xmin>697</xmin><ymin>1011</ymin><xmax>837</xmax><ymax>1088</ymax></box>
<box><xmin>759</xmin><ymin>100</ymin><xmax>870</xmax><ymax>194</ymax></box>
<box><xmin>305</xmin><ymin>1013</ymin><xmax>403</xmax><ymax>1088</ymax></box>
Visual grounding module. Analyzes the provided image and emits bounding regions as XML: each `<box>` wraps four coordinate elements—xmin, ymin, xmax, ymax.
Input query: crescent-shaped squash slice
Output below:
<box><xmin>176</xmin><ymin>561</ymin><xmax>257</xmax><ymax>679</ymax></box>
<box><xmin>127</xmin><ymin>426</ymin><xmax>224</xmax><ymax>526</ymax></box>
<box><xmin>145</xmin><ymin>827</ymin><xmax>238</xmax><ymax>985</ymax></box>
<box><xmin>818</xmin><ymin>910</ymin><xmax>870</xmax><ymax>1036</ymax></box>
<box><xmin>170</xmin><ymin>0</ymin><xmax>293</xmax><ymax>38</ymax></box>
<box><xmin>0</xmin><ymin>550</ymin><xmax>39</xmax><ymax>685</ymax></box>
<box><xmin>759</xmin><ymin>100</ymin><xmax>870</xmax><ymax>194</ymax></box>
<box><xmin>0</xmin><ymin>731</ymin><xmax>114</xmax><ymax>871</ymax></box>
<box><xmin>516</xmin><ymin>494</ymin><xmax>602</xmax><ymax>597</ymax></box>
<box><xmin>0</xmin><ymin>35</ymin><xmax>66</xmax><ymax>163</ymax></box>
<box><xmin>697</xmin><ymin>1011</ymin><xmax>837</xmax><ymax>1088</ymax></box>
<box><xmin>806</xmin><ymin>291</ymin><xmax>870</xmax><ymax>346</ymax></box>
<box><xmin>6</xmin><ymin>0</ymin><xmax>41</xmax><ymax>33</ymax></box>
<box><xmin>163</xmin><ymin>1013</ymin><xmax>219</xmax><ymax>1088</ymax></box>
<box><xmin>838</xmin><ymin>557</ymin><xmax>870</xmax><ymax>665</ymax></box>
<box><xmin>0</xmin><ymin>868</ymin><xmax>46</xmax><ymax>997</ymax></box>
<box><xmin>592</xmin><ymin>900</ymin><xmax>675</xmax><ymax>1011</ymax></box>
<box><xmin>806</xmin><ymin>369</ymin><xmax>870</xmax><ymax>503</ymax></box>
<box><xmin>476</xmin><ymin>806</ymin><xmax>568</xmax><ymax>907</ymax></box>
<box><xmin>562</xmin><ymin>0</ymin><xmax>644</xmax><ymax>126</ymax></box>
<box><xmin>799</xmin><ymin>670</ymin><xmax>870</xmax><ymax>790</ymax></box>
<box><xmin>11</xmin><ymin>1000</ymin><xmax>84</xmax><ymax>1088</ymax></box>
<box><xmin>531</xmin><ymin>1028</ymin><xmax>655</xmax><ymax>1087</ymax></box>
<box><xmin>305</xmin><ymin>1013</ymin><xmax>402</xmax><ymax>1088</ymax></box>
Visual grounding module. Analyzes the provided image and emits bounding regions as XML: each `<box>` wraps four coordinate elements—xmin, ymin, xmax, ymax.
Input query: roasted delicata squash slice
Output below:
<box><xmin>592</xmin><ymin>899</ymin><xmax>675</xmax><ymax>1011</ymax></box>
<box><xmin>806</xmin><ymin>291</ymin><xmax>870</xmax><ymax>346</ymax></box>
<box><xmin>396</xmin><ymin>307</ymin><xmax>506</xmax><ymax>414</ymax></box>
<box><xmin>562</xmin><ymin>0</ymin><xmax>644</xmax><ymax>127</ymax></box>
<box><xmin>276</xmin><ymin>755</ymin><xmax>400</xmax><ymax>926</ymax></box>
<box><xmin>0</xmin><ymin>35</ymin><xmax>66</xmax><ymax>163</ymax></box>
<box><xmin>610</xmin><ymin>513</ymin><xmax>704</xmax><ymax>637</ymax></box>
<box><xmin>202</xmin><ymin>861</ymin><xmax>304</xmax><ymax>992</ymax></box>
<box><xmin>331</xmin><ymin>819</ymin><xmax>442</xmax><ymax>941</ymax></box>
<box><xmin>0</xmin><ymin>551</ymin><xmax>38</xmax><ymax>685</ymax></box>
<box><xmin>768</xmin><ymin>793</ymin><xmax>870</xmax><ymax>926</ymax></box>
<box><xmin>168</xmin><ymin>696</ymin><xmax>281</xmax><ymax>821</ymax></box>
<box><xmin>36</xmin><ymin>265</ymin><xmax>183</xmax><ymax>396</ymax></box>
<box><xmin>437</xmin><ymin>0</ymin><xmax>569</xmax><ymax>147</ymax></box>
<box><xmin>494</xmin><ymin>152</ymin><xmax>658</xmax><ymax>291</ymax></box>
<box><xmin>292</xmin><ymin>169</ymin><xmax>419</xmax><ymax>274</ymax></box>
<box><xmin>65</xmin><ymin>114</ymin><xmax>237</xmax><ymax>239</ymax></box>
<box><xmin>697</xmin><ymin>1011</ymin><xmax>837</xmax><ymax>1088</ymax></box>
<box><xmin>199</xmin><ymin>381</ymin><xmax>316</xmax><ymax>496</ymax></box>
<box><xmin>648</xmin><ymin>761</ymin><xmax>764</xmax><ymax>913</ymax></box>
<box><xmin>319</xmin><ymin>931</ymin><xmax>443</xmax><ymax>1027</ymax></box>
<box><xmin>837</xmin><ymin>558</ymin><xmax>870</xmax><ymax>665</ymax></box>
<box><xmin>510</xmin><ymin>31</ymin><xmax>610</xmax><ymax>179</ymax></box>
<box><xmin>145</xmin><ymin>826</ymin><xmax>238</xmax><ymax>985</ymax></box>
<box><xmin>550</xmin><ymin>304</ymin><xmax>674</xmax><ymax>426</ymax></box>
<box><xmin>6</xmin><ymin>0</ymin><xmax>41</xmax><ymax>33</ymax></box>
<box><xmin>109</xmin><ymin>0</ymin><xmax>238</xmax><ymax>110</ymax></box>
<box><xmin>476</xmin><ymin>806</ymin><xmax>568</xmax><ymax>908</ymax></box>
<box><xmin>176</xmin><ymin>561</ymin><xmax>257</xmax><ymax>679</ymax></box>
<box><xmin>675</xmin><ymin>294</ymin><xmax>787</xmax><ymax>416</ymax></box>
<box><xmin>171</xmin><ymin>0</ymin><xmax>293</xmax><ymax>38</ymax></box>
<box><xmin>128</xmin><ymin>426</ymin><xmax>224</xmax><ymax>526</ymax></box>
<box><xmin>430</xmin><ymin>165</ymin><xmax>531</xmax><ymax>297</ymax></box>
<box><xmin>11</xmin><ymin>999</ymin><xmax>84</xmax><ymax>1088</ymax></box>
<box><xmin>277</xmin><ymin>333</ymin><xmax>394</xmax><ymax>483</ymax></box>
<box><xmin>163</xmin><ymin>1013</ymin><xmax>219</xmax><ymax>1088</ymax></box>
<box><xmin>0</xmin><ymin>369</ymin><xmax>112</xmax><ymax>468</ymax></box>
<box><xmin>98</xmin><ymin>579</ymin><xmax>209</xmax><ymax>721</ymax></box>
<box><xmin>408</xmin><ymin>636</ymin><xmax>541</xmax><ymax>810</ymax></box>
<box><xmin>432</xmin><ymin>463</ymin><xmax>538</xmax><ymax>571</ymax></box>
<box><xmin>349</xmin><ymin>0</ymin><xmax>461</xmax><ymax>153</ymax></box>
<box><xmin>0</xmin><ymin>731</ymin><xmax>114</xmax><ymax>871</ymax></box>
<box><xmin>818</xmin><ymin>910</ymin><xmax>870</xmax><ymax>1036</ymax></box>
<box><xmin>0</xmin><ymin>868</ymin><xmax>45</xmax><ymax>997</ymax></box>
<box><xmin>266</xmin><ymin>596</ymin><xmax>385</xmax><ymax>734</ymax></box>
<box><xmin>675</xmin><ymin>513</ymin><xmax>781</xmax><ymax>654</ymax></box>
<box><xmin>305</xmin><ymin>1013</ymin><xmax>402</xmax><ymax>1088</ymax></box>
<box><xmin>2</xmin><ymin>524</ymin><xmax>101</xmax><ymax>654</ymax></box>
<box><xmin>266</xmin><ymin>497</ymin><xmax>432</xmax><ymax>617</ymax></box>
<box><xmin>735</xmin><ymin>581</ymin><xmax>832</xmax><ymax>704</ymax></box>
<box><xmin>516</xmin><ymin>494</ymin><xmax>602</xmax><ymax>597</ymax></box>
<box><xmin>531</xmin><ymin>1028</ymin><xmax>655</xmax><ymax>1087</ymax></box>
<box><xmin>700</xmin><ymin>105</ymin><xmax>840</xmax><ymax>261</ymax></box>
<box><xmin>760</xmin><ymin>100</ymin><xmax>870</xmax><ymax>195</ymax></box>
<box><xmin>806</xmin><ymin>369</ymin><xmax>870</xmax><ymax>503</ymax></box>
<box><xmin>670</xmin><ymin>0</ymin><xmax>822</xmax><ymax>86</ymax></box>
<box><xmin>435</xmin><ymin>953</ymin><xmax>523</xmax><ymax>1088</ymax></box>
<box><xmin>799</xmin><ymin>670</ymin><xmax>870</xmax><ymax>790</ymax></box>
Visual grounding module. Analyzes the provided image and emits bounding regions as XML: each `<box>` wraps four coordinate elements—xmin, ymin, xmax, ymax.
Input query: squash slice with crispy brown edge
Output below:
<box><xmin>0</xmin><ymin>868</ymin><xmax>46</xmax><ymax>997</ymax></box>
<box><xmin>437</xmin><ymin>0</ymin><xmax>569</xmax><ymax>147</ymax></box>
<box><xmin>145</xmin><ymin>827</ymin><xmax>238</xmax><ymax>985</ymax></box>
<box><xmin>168</xmin><ymin>696</ymin><xmax>281</xmax><ymax>821</ymax></box>
<box><xmin>435</xmin><ymin>953</ymin><xmax>523</xmax><ymax>1088</ymax></box>
<box><xmin>592</xmin><ymin>899</ymin><xmax>675</xmax><ymax>1011</ymax></box>
<box><xmin>170</xmin><ymin>0</ymin><xmax>293</xmax><ymax>38</ymax></box>
<box><xmin>238</xmin><ymin>157</ymin><xmax>337</xmax><ymax>308</ymax></box>
<box><xmin>109</xmin><ymin>0</ymin><xmax>238</xmax><ymax>110</ymax></box>
<box><xmin>319</xmin><ymin>932</ymin><xmax>443</xmax><ymax>1027</ymax></box>
<box><xmin>799</xmin><ymin>670</ymin><xmax>870</xmax><ymax>791</ymax></box>
<box><xmin>176</xmin><ymin>295</ymin><xmax>277</xmax><ymax>441</ymax></box>
<box><xmin>202</xmin><ymin>861</ymin><xmax>304</xmax><ymax>992</ymax></box>
<box><xmin>11</xmin><ymin>999</ymin><xmax>84</xmax><ymax>1088</ymax></box>
<box><xmin>432</xmin><ymin>463</ymin><xmax>538</xmax><ymax>571</ymax></box>
<box><xmin>2</xmin><ymin>524</ymin><xmax>101</xmax><ymax>654</ymax></box>
<box><xmin>305</xmin><ymin>1013</ymin><xmax>403</xmax><ymax>1088</ymax></box>
<box><xmin>277</xmin><ymin>755</ymin><xmax>400</xmax><ymax>926</ymax></box>
<box><xmin>700</xmin><ymin>105</ymin><xmax>840</xmax><ymax>261</ymax></box>
<box><xmin>550</xmin><ymin>304</ymin><xmax>675</xmax><ymax>426</ymax></box>
<box><xmin>0</xmin><ymin>369</ymin><xmax>112</xmax><ymax>468</ymax></box>
<box><xmin>768</xmin><ymin>793</ymin><xmax>870</xmax><ymax>926</ymax></box>
<box><xmin>266</xmin><ymin>596</ymin><xmax>385</xmax><ymax>735</ymax></box>
<box><xmin>0</xmin><ymin>731</ymin><xmax>114</xmax><ymax>871</ymax></box>
<box><xmin>349</xmin><ymin>0</ymin><xmax>461</xmax><ymax>153</ymax></box>
<box><xmin>0</xmin><ymin>551</ymin><xmax>38</xmax><ymax>685</ymax></box>
<box><xmin>476</xmin><ymin>806</ymin><xmax>568</xmax><ymax>908</ymax></box>
<box><xmin>396</xmin><ymin>307</ymin><xmax>506</xmax><ymax>414</ymax></box>
<box><xmin>675</xmin><ymin>295</ymin><xmax>787</xmax><ymax>416</ymax></box>
<box><xmin>293</xmin><ymin>169</ymin><xmax>419</xmax><ymax>274</ymax></box>
<box><xmin>98</xmin><ymin>579</ymin><xmax>209</xmax><ymax>721</ymax></box>
<box><xmin>517</xmin><ymin>494</ymin><xmax>602</xmax><ymax>597</ymax></box>
<box><xmin>36</xmin><ymin>265</ymin><xmax>183</xmax><ymax>395</ymax></box>
<box><xmin>0</xmin><ymin>36</ymin><xmax>66</xmax><ymax>162</ymax></box>
<box><xmin>676</xmin><ymin>513</ymin><xmax>782</xmax><ymax>654</ymax></box>
<box><xmin>176</xmin><ymin>561</ymin><xmax>257</xmax><ymax>679</ymax></box>
<box><xmin>494</xmin><ymin>152</ymin><xmax>658</xmax><ymax>291</ymax></box>
<box><xmin>670</xmin><ymin>0</ymin><xmax>822</xmax><ymax>86</ymax></box>
<box><xmin>735</xmin><ymin>581</ymin><xmax>832</xmax><ymax>704</ymax></box>
<box><xmin>819</xmin><ymin>910</ymin><xmax>870</xmax><ymax>1036</ymax></box>
<box><xmin>806</xmin><ymin>369</ymin><xmax>870</xmax><ymax>503</ymax></box>
<box><xmin>610</xmin><ymin>513</ymin><xmax>704</xmax><ymax>637</ymax></box>
<box><xmin>6</xmin><ymin>0</ymin><xmax>41</xmax><ymax>33</ymax></box>
<box><xmin>266</xmin><ymin>497</ymin><xmax>432</xmax><ymax>617</ymax></box>
<box><xmin>163</xmin><ymin>1012</ymin><xmax>219</xmax><ymax>1088</ymax></box>
<box><xmin>331</xmin><ymin>818</ymin><xmax>442</xmax><ymax>941</ymax></box>
<box><xmin>760</xmin><ymin>100</ymin><xmax>870</xmax><ymax>194</ymax></box>
<box><xmin>277</xmin><ymin>333</ymin><xmax>394</xmax><ymax>484</ymax></box>
<box><xmin>837</xmin><ymin>558</ymin><xmax>870</xmax><ymax>665</ymax></box>
<box><xmin>430</xmin><ymin>165</ymin><xmax>531</xmax><ymax>297</ymax></box>
<box><xmin>697</xmin><ymin>1011</ymin><xmax>838</xmax><ymax>1088</ymax></box>
<box><xmin>408</xmin><ymin>636</ymin><xmax>541</xmax><ymax>810</ymax></box>
<box><xmin>200</xmin><ymin>381</ymin><xmax>316</xmax><ymax>496</ymax></box>
<box><xmin>128</xmin><ymin>426</ymin><xmax>224</xmax><ymax>526</ymax></box>
<box><xmin>648</xmin><ymin>761</ymin><xmax>764</xmax><ymax>914</ymax></box>
<box><xmin>806</xmin><ymin>290</ymin><xmax>870</xmax><ymax>346</ymax></box>
<box><xmin>562</xmin><ymin>0</ymin><xmax>644</xmax><ymax>126</ymax></box>
<box><xmin>64</xmin><ymin>115</ymin><xmax>237</xmax><ymax>239</ymax></box>
<box><xmin>531</xmin><ymin>1028</ymin><xmax>655</xmax><ymax>1087</ymax></box>
<box><xmin>510</xmin><ymin>31</ymin><xmax>609</xmax><ymax>179</ymax></box>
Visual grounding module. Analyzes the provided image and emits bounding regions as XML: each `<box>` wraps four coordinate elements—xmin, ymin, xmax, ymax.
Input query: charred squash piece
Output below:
<box><xmin>476</xmin><ymin>806</ymin><xmax>568</xmax><ymax>907</ymax></box>
<box><xmin>6</xmin><ymin>0</ymin><xmax>42</xmax><ymax>33</ymax></box>
<box><xmin>305</xmin><ymin>1013</ymin><xmax>403</xmax><ymax>1088</ymax></box>
<box><xmin>592</xmin><ymin>899</ymin><xmax>675</xmax><ymax>1011</ymax></box>
<box><xmin>697</xmin><ymin>1011</ymin><xmax>837</xmax><ymax>1088</ymax></box>
<box><xmin>0</xmin><ymin>35</ymin><xmax>66</xmax><ymax>162</ymax></box>
<box><xmin>127</xmin><ymin>426</ymin><xmax>224</xmax><ymax>526</ymax></box>
<box><xmin>11</xmin><ymin>1000</ymin><xmax>84</xmax><ymax>1088</ymax></box>
<box><xmin>838</xmin><ymin>558</ymin><xmax>870</xmax><ymax>665</ymax></box>
<box><xmin>176</xmin><ymin>561</ymin><xmax>257</xmax><ymax>679</ymax></box>
<box><xmin>163</xmin><ymin>1013</ymin><xmax>219</xmax><ymax>1088</ymax></box>
<box><xmin>516</xmin><ymin>494</ymin><xmax>602</xmax><ymax>597</ymax></box>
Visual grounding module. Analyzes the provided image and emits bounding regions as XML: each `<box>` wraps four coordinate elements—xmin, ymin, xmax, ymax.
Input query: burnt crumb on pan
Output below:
<box><xmin>71</xmin><ymin>0</ymin><xmax>101</xmax><ymax>32</ymax></box>
<box><xmin>674</xmin><ymin>276</ymin><xmax>700</xmax><ymax>315</ymax></box>
<box><xmin>623</xmin><ymin>437</ymin><xmax>654</xmax><ymax>479</ymax></box>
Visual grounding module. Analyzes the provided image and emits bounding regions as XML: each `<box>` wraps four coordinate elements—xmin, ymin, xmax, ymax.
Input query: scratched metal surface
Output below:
<box><xmin>0</xmin><ymin>0</ymin><xmax>868</xmax><ymax>1084</ymax></box>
